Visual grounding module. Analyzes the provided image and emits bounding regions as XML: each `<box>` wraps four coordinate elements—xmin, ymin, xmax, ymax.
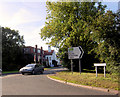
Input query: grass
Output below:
<box><xmin>44</xmin><ymin>68</ymin><xmax>50</xmax><ymax>70</ymax></box>
<box><xmin>2</xmin><ymin>70</ymin><xmax>19</xmax><ymax>74</ymax></box>
<box><xmin>44</xmin><ymin>67</ymin><xmax>55</xmax><ymax>70</ymax></box>
<box><xmin>49</xmin><ymin>71</ymin><xmax>119</xmax><ymax>90</ymax></box>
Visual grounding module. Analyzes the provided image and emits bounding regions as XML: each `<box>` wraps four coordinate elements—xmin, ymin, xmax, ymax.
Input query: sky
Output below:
<box><xmin>0</xmin><ymin>0</ymin><xmax>120</xmax><ymax>52</ymax></box>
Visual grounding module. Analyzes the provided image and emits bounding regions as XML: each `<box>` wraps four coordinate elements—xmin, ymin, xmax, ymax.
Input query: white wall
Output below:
<box><xmin>45</xmin><ymin>51</ymin><xmax>59</xmax><ymax>67</ymax></box>
<box><xmin>52</xmin><ymin>51</ymin><xmax>57</xmax><ymax>60</ymax></box>
<box><xmin>45</xmin><ymin>55</ymin><xmax>53</xmax><ymax>67</ymax></box>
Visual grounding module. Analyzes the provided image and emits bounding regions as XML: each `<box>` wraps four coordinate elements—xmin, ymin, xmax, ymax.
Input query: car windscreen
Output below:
<box><xmin>25</xmin><ymin>64</ymin><xmax>35</xmax><ymax>68</ymax></box>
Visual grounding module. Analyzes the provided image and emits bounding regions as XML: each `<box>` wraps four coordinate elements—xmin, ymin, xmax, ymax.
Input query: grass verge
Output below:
<box><xmin>49</xmin><ymin>71</ymin><xmax>119</xmax><ymax>90</ymax></box>
<box><xmin>2</xmin><ymin>71</ymin><xmax>19</xmax><ymax>74</ymax></box>
<box><xmin>44</xmin><ymin>67</ymin><xmax>55</xmax><ymax>70</ymax></box>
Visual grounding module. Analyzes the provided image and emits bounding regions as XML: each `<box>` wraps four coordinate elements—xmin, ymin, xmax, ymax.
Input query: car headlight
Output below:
<box><xmin>19</xmin><ymin>68</ymin><xmax>23</xmax><ymax>72</ymax></box>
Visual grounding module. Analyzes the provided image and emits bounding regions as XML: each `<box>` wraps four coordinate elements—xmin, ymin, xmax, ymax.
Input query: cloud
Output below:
<box><xmin>0</xmin><ymin>3</ymin><xmax>12</xmax><ymax>26</ymax></box>
<box><xmin>30</xmin><ymin>25</ymin><xmax>58</xmax><ymax>52</ymax></box>
<box><xmin>0</xmin><ymin>5</ymin><xmax>43</xmax><ymax>28</ymax></box>
<box><xmin>22</xmin><ymin>24</ymin><xmax>59</xmax><ymax>52</ymax></box>
<box><xmin>0</xmin><ymin>2</ymin><xmax>58</xmax><ymax>52</ymax></box>
<box><xmin>10</xmin><ymin>8</ymin><xmax>43</xmax><ymax>26</ymax></box>
<box><xmin>21</xmin><ymin>24</ymin><xmax>46</xmax><ymax>46</ymax></box>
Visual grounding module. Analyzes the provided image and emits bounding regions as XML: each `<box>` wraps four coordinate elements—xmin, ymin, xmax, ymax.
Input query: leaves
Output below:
<box><xmin>2</xmin><ymin>27</ymin><xmax>25</xmax><ymax>71</ymax></box>
<box><xmin>40</xmin><ymin>1</ymin><xmax>120</xmax><ymax>73</ymax></box>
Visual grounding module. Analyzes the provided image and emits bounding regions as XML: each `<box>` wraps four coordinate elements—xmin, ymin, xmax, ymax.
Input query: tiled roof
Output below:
<box><xmin>44</xmin><ymin>50</ymin><xmax>54</xmax><ymax>55</ymax></box>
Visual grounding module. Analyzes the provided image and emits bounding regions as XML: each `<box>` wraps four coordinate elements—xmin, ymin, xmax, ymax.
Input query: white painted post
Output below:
<box><xmin>104</xmin><ymin>66</ymin><xmax>106</xmax><ymax>78</ymax></box>
<box><xmin>96</xmin><ymin>66</ymin><xmax>97</xmax><ymax>77</ymax></box>
<box><xmin>94</xmin><ymin>63</ymin><xmax>106</xmax><ymax>78</ymax></box>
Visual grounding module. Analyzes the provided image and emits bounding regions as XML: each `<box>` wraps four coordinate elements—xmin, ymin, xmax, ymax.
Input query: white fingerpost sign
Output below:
<box><xmin>68</xmin><ymin>46</ymin><xmax>84</xmax><ymax>74</ymax></box>
<box><xmin>94</xmin><ymin>63</ymin><xmax>106</xmax><ymax>78</ymax></box>
<box><xmin>68</xmin><ymin>46</ymin><xmax>84</xmax><ymax>59</ymax></box>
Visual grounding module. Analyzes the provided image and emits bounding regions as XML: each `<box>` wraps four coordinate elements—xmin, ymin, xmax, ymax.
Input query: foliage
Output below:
<box><xmin>89</xmin><ymin>10</ymin><xmax>120</xmax><ymax>73</ymax></box>
<box><xmin>2</xmin><ymin>27</ymin><xmax>25</xmax><ymax>71</ymax></box>
<box><xmin>40</xmin><ymin>1</ymin><xmax>120</xmax><ymax>73</ymax></box>
<box><xmin>2</xmin><ymin>70</ymin><xmax>19</xmax><ymax>74</ymax></box>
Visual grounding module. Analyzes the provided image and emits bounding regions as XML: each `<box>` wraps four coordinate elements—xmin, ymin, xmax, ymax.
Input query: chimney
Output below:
<box><xmin>41</xmin><ymin>46</ymin><xmax>43</xmax><ymax>51</ymax></box>
<box><xmin>41</xmin><ymin>46</ymin><xmax>43</xmax><ymax>64</ymax></box>
<box><xmin>35</xmin><ymin>45</ymin><xmax>38</xmax><ymax>63</ymax></box>
<box><xmin>48</xmin><ymin>45</ymin><xmax>51</xmax><ymax>52</ymax></box>
<box><xmin>35</xmin><ymin>45</ymin><xmax>37</xmax><ymax>53</ymax></box>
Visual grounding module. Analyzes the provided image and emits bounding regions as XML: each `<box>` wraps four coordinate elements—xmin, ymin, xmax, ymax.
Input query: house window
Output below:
<box><xmin>24</xmin><ymin>48</ymin><xmax>30</xmax><ymax>53</ymax></box>
<box><xmin>33</xmin><ymin>48</ymin><xmax>35</xmax><ymax>52</ymax></box>
<box><xmin>38</xmin><ymin>49</ymin><xmax>40</xmax><ymax>53</ymax></box>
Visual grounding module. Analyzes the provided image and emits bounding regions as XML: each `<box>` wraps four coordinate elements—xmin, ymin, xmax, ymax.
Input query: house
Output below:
<box><xmin>44</xmin><ymin>46</ymin><xmax>58</xmax><ymax>67</ymax></box>
<box><xmin>23</xmin><ymin>45</ymin><xmax>41</xmax><ymax>63</ymax></box>
<box><xmin>23</xmin><ymin>45</ymin><xmax>59</xmax><ymax>67</ymax></box>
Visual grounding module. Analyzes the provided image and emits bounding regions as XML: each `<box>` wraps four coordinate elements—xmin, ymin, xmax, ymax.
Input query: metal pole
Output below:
<box><xmin>79</xmin><ymin>59</ymin><xmax>81</xmax><ymax>74</ymax></box>
<box><xmin>96</xmin><ymin>66</ymin><xmax>97</xmax><ymax>77</ymax></box>
<box><xmin>71</xmin><ymin>59</ymin><xmax>73</xmax><ymax>74</ymax></box>
<box><xmin>104</xmin><ymin>66</ymin><xmax>106</xmax><ymax>78</ymax></box>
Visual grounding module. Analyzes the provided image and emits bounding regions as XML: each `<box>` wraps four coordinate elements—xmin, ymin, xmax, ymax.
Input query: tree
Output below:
<box><xmin>89</xmin><ymin>10</ymin><xmax>120</xmax><ymax>73</ymax></box>
<box><xmin>40</xmin><ymin>1</ymin><xmax>119</xmax><ymax>73</ymax></box>
<box><xmin>2</xmin><ymin>27</ymin><xmax>25</xmax><ymax>71</ymax></box>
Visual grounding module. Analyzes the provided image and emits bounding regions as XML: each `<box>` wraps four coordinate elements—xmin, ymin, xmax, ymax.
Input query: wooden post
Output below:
<box><xmin>79</xmin><ymin>59</ymin><xmax>81</xmax><ymax>74</ymax></box>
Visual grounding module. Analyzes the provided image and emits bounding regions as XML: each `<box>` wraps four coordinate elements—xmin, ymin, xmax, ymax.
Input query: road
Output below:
<box><xmin>2</xmin><ymin>67</ymin><xmax>118</xmax><ymax>95</ymax></box>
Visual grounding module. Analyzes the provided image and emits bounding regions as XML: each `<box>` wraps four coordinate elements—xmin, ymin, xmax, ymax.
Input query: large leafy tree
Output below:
<box><xmin>2</xmin><ymin>27</ymin><xmax>25</xmax><ymax>71</ymax></box>
<box><xmin>89</xmin><ymin>10</ymin><xmax>120</xmax><ymax>73</ymax></box>
<box><xmin>41</xmin><ymin>1</ymin><xmax>119</xmax><ymax>73</ymax></box>
<box><xmin>41</xmin><ymin>2</ymin><xmax>106</xmax><ymax>48</ymax></box>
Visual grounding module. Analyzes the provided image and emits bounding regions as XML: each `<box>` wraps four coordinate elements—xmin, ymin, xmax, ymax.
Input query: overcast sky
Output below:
<box><xmin>0</xmin><ymin>0</ymin><xmax>119</xmax><ymax>52</ymax></box>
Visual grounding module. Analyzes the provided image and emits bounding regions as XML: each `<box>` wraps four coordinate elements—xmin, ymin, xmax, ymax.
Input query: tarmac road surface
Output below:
<box><xmin>2</xmin><ymin>67</ymin><xmax>118</xmax><ymax>96</ymax></box>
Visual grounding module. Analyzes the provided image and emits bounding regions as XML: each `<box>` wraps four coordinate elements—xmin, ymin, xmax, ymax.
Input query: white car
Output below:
<box><xmin>19</xmin><ymin>64</ymin><xmax>44</xmax><ymax>75</ymax></box>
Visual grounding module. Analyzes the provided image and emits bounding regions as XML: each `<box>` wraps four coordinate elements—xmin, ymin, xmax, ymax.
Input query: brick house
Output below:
<box><xmin>23</xmin><ymin>45</ymin><xmax>58</xmax><ymax>67</ymax></box>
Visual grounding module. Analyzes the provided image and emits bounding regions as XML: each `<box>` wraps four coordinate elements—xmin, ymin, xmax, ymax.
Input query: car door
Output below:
<box><xmin>34</xmin><ymin>65</ymin><xmax>39</xmax><ymax>73</ymax></box>
<box><xmin>38</xmin><ymin>65</ymin><xmax>42</xmax><ymax>71</ymax></box>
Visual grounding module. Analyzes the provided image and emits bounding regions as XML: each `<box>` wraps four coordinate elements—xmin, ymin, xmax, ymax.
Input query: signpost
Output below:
<box><xmin>94</xmin><ymin>63</ymin><xmax>106</xmax><ymax>78</ymax></box>
<box><xmin>68</xmin><ymin>46</ymin><xmax>84</xmax><ymax>74</ymax></box>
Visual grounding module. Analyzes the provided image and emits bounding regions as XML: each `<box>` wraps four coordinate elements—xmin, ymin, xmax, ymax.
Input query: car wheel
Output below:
<box><xmin>40</xmin><ymin>71</ymin><xmax>43</xmax><ymax>74</ymax></box>
<box><xmin>32</xmin><ymin>70</ymin><xmax>35</xmax><ymax>75</ymax></box>
<box><xmin>22</xmin><ymin>73</ymin><xmax>24</xmax><ymax>75</ymax></box>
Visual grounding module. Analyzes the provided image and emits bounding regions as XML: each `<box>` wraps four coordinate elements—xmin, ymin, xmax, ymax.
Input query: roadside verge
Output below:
<box><xmin>47</xmin><ymin>75</ymin><xmax>119</xmax><ymax>95</ymax></box>
<box><xmin>2</xmin><ymin>72</ymin><xmax>20</xmax><ymax>77</ymax></box>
